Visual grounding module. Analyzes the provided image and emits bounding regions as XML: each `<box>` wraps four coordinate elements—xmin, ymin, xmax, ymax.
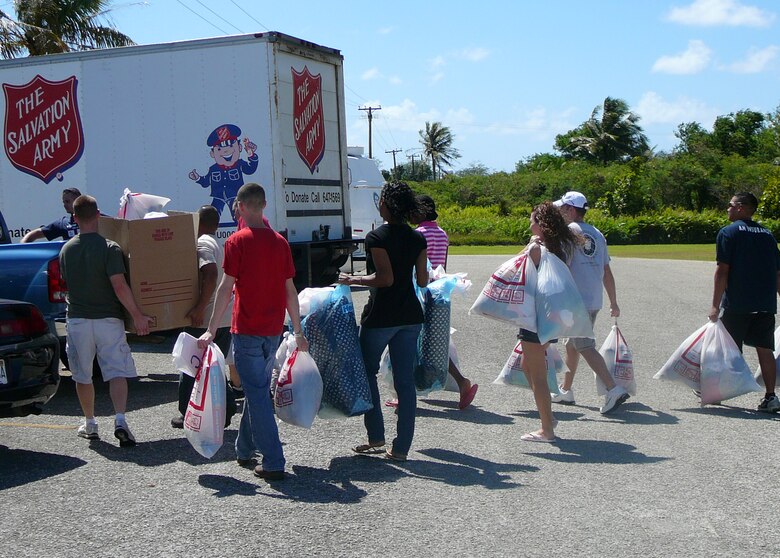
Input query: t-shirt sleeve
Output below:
<box><xmin>197</xmin><ymin>236</ymin><xmax>217</xmax><ymax>269</ymax></box>
<box><xmin>106</xmin><ymin>242</ymin><xmax>127</xmax><ymax>277</ymax></box>
<box><xmin>365</xmin><ymin>229</ymin><xmax>383</xmax><ymax>251</ymax></box>
<box><xmin>715</xmin><ymin>229</ymin><xmax>731</xmax><ymax>264</ymax></box>
<box><xmin>223</xmin><ymin>237</ymin><xmax>240</xmax><ymax>278</ymax></box>
<box><xmin>283</xmin><ymin>242</ymin><xmax>295</xmax><ymax>279</ymax></box>
<box><xmin>41</xmin><ymin>218</ymin><xmax>64</xmax><ymax>240</ymax></box>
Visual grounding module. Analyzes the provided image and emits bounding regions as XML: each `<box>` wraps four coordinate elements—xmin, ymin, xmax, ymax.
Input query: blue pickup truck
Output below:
<box><xmin>0</xmin><ymin>209</ymin><xmax>68</xmax><ymax>359</ymax></box>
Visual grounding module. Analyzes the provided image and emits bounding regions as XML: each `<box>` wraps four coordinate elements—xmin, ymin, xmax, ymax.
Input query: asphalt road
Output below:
<box><xmin>2</xmin><ymin>255</ymin><xmax>778</xmax><ymax>558</ymax></box>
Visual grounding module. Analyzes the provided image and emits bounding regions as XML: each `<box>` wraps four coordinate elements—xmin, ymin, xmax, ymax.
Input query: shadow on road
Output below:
<box><xmin>512</xmin><ymin>401</ymin><xmax>680</xmax><ymax>426</ymax></box>
<box><xmin>85</xmin><ymin>430</ymin><xmax>240</xmax><ymax>466</ymax></box>
<box><xmin>524</xmin><ymin>439</ymin><xmax>672</xmax><ymax>465</ymax></box>
<box><xmin>0</xmin><ymin>445</ymin><xmax>87</xmax><ymax>490</ymax></box>
<box><xmin>416</xmin><ymin>400</ymin><xmax>515</xmax><ymax>425</ymax></box>
<box><xmin>674</xmin><ymin>405</ymin><xmax>780</xmax><ymax>421</ymax></box>
<box><xmin>39</xmin><ymin>375</ymin><xmax>179</xmax><ymax>418</ymax></box>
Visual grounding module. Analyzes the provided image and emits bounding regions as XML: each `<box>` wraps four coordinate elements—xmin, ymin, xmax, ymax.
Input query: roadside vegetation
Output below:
<box><xmin>387</xmin><ymin>99</ymin><xmax>780</xmax><ymax>249</ymax></box>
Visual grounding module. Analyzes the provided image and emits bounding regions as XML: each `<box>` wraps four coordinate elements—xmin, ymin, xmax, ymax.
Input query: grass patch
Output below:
<box><xmin>449</xmin><ymin>244</ymin><xmax>716</xmax><ymax>261</ymax></box>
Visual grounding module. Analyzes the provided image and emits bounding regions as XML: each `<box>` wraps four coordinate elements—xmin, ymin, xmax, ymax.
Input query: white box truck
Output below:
<box><xmin>0</xmin><ymin>32</ymin><xmax>360</xmax><ymax>289</ymax></box>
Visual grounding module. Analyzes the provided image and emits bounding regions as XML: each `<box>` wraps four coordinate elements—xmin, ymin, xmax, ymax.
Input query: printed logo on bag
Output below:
<box><xmin>292</xmin><ymin>66</ymin><xmax>325</xmax><ymax>173</ymax></box>
<box><xmin>482</xmin><ymin>255</ymin><xmax>528</xmax><ymax>303</ymax></box>
<box><xmin>3</xmin><ymin>75</ymin><xmax>85</xmax><ymax>183</ymax></box>
<box><xmin>275</xmin><ymin>388</ymin><xmax>293</xmax><ymax>407</ymax></box>
<box><xmin>673</xmin><ymin>329</ymin><xmax>705</xmax><ymax>382</ymax></box>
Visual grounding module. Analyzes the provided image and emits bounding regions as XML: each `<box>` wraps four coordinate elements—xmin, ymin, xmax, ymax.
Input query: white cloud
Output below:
<box><xmin>429</xmin><ymin>72</ymin><xmax>445</xmax><ymax>85</ymax></box>
<box><xmin>484</xmin><ymin>106</ymin><xmax>579</xmax><ymax>140</ymax></box>
<box><xmin>388</xmin><ymin>75</ymin><xmax>403</xmax><ymax>85</ymax></box>
<box><xmin>429</xmin><ymin>55</ymin><xmax>446</xmax><ymax>69</ymax></box>
<box><xmin>361</xmin><ymin>67</ymin><xmax>381</xmax><ymax>80</ymax></box>
<box><xmin>666</xmin><ymin>0</ymin><xmax>775</xmax><ymax>27</ymax></box>
<box><xmin>378</xmin><ymin>26</ymin><xmax>394</xmax><ymax>35</ymax></box>
<box><xmin>635</xmin><ymin>91</ymin><xmax>717</xmax><ymax>125</ymax></box>
<box><xmin>652</xmin><ymin>40</ymin><xmax>712</xmax><ymax>74</ymax></box>
<box><xmin>459</xmin><ymin>47</ymin><xmax>490</xmax><ymax>62</ymax></box>
<box><xmin>723</xmin><ymin>45</ymin><xmax>779</xmax><ymax>73</ymax></box>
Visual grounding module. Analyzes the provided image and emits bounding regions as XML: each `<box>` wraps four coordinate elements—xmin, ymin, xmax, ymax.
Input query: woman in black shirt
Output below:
<box><xmin>339</xmin><ymin>181</ymin><xmax>428</xmax><ymax>461</ymax></box>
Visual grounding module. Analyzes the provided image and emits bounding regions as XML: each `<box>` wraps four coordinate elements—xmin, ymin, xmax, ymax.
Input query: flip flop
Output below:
<box><xmin>384</xmin><ymin>450</ymin><xmax>407</xmax><ymax>462</ymax></box>
<box><xmin>520</xmin><ymin>432</ymin><xmax>557</xmax><ymax>443</ymax></box>
<box><xmin>458</xmin><ymin>383</ymin><xmax>479</xmax><ymax>410</ymax></box>
<box><xmin>385</xmin><ymin>399</ymin><xmax>399</xmax><ymax>408</ymax></box>
<box><xmin>353</xmin><ymin>441</ymin><xmax>386</xmax><ymax>454</ymax></box>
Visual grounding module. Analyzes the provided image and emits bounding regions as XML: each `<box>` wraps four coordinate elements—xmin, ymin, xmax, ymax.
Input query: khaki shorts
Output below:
<box><xmin>564</xmin><ymin>310</ymin><xmax>599</xmax><ymax>351</ymax></box>
<box><xmin>66</xmin><ymin>317</ymin><xmax>137</xmax><ymax>384</ymax></box>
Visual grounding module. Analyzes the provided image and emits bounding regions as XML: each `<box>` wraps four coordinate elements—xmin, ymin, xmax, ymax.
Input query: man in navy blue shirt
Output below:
<box><xmin>22</xmin><ymin>187</ymin><xmax>81</xmax><ymax>242</ymax></box>
<box><xmin>709</xmin><ymin>192</ymin><xmax>780</xmax><ymax>412</ymax></box>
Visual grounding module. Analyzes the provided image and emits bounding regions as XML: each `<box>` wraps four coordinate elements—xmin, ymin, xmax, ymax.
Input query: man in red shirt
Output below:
<box><xmin>199</xmin><ymin>183</ymin><xmax>308</xmax><ymax>481</ymax></box>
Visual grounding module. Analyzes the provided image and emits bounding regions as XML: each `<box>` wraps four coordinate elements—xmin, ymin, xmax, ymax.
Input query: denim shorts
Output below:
<box><xmin>518</xmin><ymin>328</ymin><xmax>557</xmax><ymax>345</ymax></box>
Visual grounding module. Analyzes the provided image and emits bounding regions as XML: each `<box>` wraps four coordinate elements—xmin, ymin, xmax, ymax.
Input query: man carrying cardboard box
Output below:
<box><xmin>60</xmin><ymin>195</ymin><xmax>153</xmax><ymax>447</ymax></box>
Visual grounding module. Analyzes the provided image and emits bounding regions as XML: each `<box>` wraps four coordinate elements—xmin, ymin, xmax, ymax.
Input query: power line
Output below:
<box><xmin>174</xmin><ymin>0</ymin><xmax>229</xmax><ymax>35</ymax></box>
<box><xmin>195</xmin><ymin>0</ymin><xmax>243</xmax><ymax>33</ymax></box>
<box><xmin>229</xmin><ymin>0</ymin><xmax>270</xmax><ymax>31</ymax></box>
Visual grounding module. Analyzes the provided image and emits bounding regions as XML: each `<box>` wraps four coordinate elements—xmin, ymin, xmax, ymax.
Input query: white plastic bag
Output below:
<box><xmin>172</xmin><ymin>331</ymin><xmax>203</xmax><ymax>378</ymax></box>
<box><xmin>534</xmin><ymin>247</ymin><xmax>593</xmax><ymax>344</ymax></box>
<box><xmin>493</xmin><ymin>340</ymin><xmax>562</xmax><ymax>393</ymax></box>
<box><xmin>753</xmin><ymin>325</ymin><xmax>780</xmax><ymax>388</ymax></box>
<box><xmin>653</xmin><ymin>323</ymin><xmax>707</xmax><ymax>390</ymax></box>
<box><xmin>184</xmin><ymin>343</ymin><xmax>227</xmax><ymax>458</ymax></box>
<box><xmin>596</xmin><ymin>324</ymin><xmax>637</xmax><ymax>396</ymax></box>
<box><xmin>274</xmin><ymin>349</ymin><xmax>323</xmax><ymax>429</ymax></box>
<box><xmin>117</xmin><ymin>188</ymin><xmax>171</xmax><ymax>219</ymax></box>
<box><xmin>700</xmin><ymin>320</ymin><xmax>762</xmax><ymax>405</ymax></box>
<box><xmin>469</xmin><ymin>252</ymin><xmax>537</xmax><ymax>329</ymax></box>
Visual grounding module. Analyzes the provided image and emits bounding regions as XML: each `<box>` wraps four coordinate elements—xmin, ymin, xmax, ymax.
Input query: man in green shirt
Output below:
<box><xmin>60</xmin><ymin>195</ymin><xmax>152</xmax><ymax>446</ymax></box>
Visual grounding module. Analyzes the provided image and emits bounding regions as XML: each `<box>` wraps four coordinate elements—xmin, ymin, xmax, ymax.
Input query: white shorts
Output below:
<box><xmin>66</xmin><ymin>317</ymin><xmax>137</xmax><ymax>384</ymax></box>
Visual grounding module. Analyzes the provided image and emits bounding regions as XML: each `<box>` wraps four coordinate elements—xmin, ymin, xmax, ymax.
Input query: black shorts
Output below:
<box><xmin>518</xmin><ymin>328</ymin><xmax>557</xmax><ymax>345</ymax></box>
<box><xmin>721</xmin><ymin>311</ymin><xmax>775</xmax><ymax>351</ymax></box>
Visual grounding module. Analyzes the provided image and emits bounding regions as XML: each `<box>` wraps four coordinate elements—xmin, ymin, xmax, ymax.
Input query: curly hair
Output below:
<box><xmin>381</xmin><ymin>181</ymin><xmax>420</xmax><ymax>223</ymax></box>
<box><xmin>532</xmin><ymin>201</ymin><xmax>579</xmax><ymax>261</ymax></box>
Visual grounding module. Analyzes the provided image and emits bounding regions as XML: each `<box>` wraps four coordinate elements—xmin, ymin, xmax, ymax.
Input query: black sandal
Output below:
<box><xmin>352</xmin><ymin>441</ymin><xmax>385</xmax><ymax>454</ymax></box>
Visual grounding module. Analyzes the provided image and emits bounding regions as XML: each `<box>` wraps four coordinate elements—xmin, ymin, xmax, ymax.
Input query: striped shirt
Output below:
<box><xmin>416</xmin><ymin>221</ymin><xmax>449</xmax><ymax>269</ymax></box>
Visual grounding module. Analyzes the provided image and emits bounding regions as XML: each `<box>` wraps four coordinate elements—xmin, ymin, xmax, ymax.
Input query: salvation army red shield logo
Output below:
<box><xmin>3</xmin><ymin>75</ymin><xmax>85</xmax><ymax>183</ymax></box>
<box><xmin>292</xmin><ymin>66</ymin><xmax>325</xmax><ymax>173</ymax></box>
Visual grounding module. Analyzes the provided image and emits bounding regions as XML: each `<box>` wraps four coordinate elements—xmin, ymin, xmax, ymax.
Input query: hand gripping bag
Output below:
<box><xmin>184</xmin><ymin>343</ymin><xmax>227</xmax><ymax>458</ymax></box>
<box><xmin>653</xmin><ymin>323</ymin><xmax>708</xmax><ymax>390</ymax></box>
<box><xmin>274</xmin><ymin>349</ymin><xmax>323</xmax><ymax>428</ymax></box>
<box><xmin>172</xmin><ymin>331</ymin><xmax>204</xmax><ymax>378</ymax></box>
<box><xmin>469</xmin><ymin>252</ymin><xmax>537</xmax><ymax>329</ymax></box>
<box><xmin>302</xmin><ymin>284</ymin><xmax>372</xmax><ymax>418</ymax></box>
<box><xmin>700</xmin><ymin>320</ymin><xmax>762</xmax><ymax>405</ymax></box>
<box><xmin>534</xmin><ymin>247</ymin><xmax>593</xmax><ymax>344</ymax></box>
<box><xmin>596</xmin><ymin>323</ymin><xmax>637</xmax><ymax>396</ymax></box>
<box><xmin>414</xmin><ymin>275</ymin><xmax>459</xmax><ymax>393</ymax></box>
<box><xmin>493</xmin><ymin>340</ymin><xmax>563</xmax><ymax>393</ymax></box>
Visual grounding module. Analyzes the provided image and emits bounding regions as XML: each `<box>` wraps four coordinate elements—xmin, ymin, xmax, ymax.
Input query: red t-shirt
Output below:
<box><xmin>223</xmin><ymin>226</ymin><xmax>295</xmax><ymax>336</ymax></box>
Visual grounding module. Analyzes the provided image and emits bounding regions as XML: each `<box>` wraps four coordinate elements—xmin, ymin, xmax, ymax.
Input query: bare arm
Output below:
<box><xmin>528</xmin><ymin>243</ymin><xmax>541</xmax><ymax>267</ymax></box>
<box><xmin>197</xmin><ymin>273</ymin><xmax>236</xmax><ymax>348</ymax></box>
<box><xmin>109</xmin><ymin>274</ymin><xmax>153</xmax><ymax>336</ymax></box>
<box><xmin>285</xmin><ymin>278</ymin><xmax>309</xmax><ymax>352</ymax></box>
<box><xmin>709</xmin><ymin>262</ymin><xmax>730</xmax><ymax>322</ymax></box>
<box><xmin>603</xmin><ymin>264</ymin><xmax>620</xmax><ymax>318</ymax></box>
<box><xmin>415</xmin><ymin>248</ymin><xmax>429</xmax><ymax>288</ymax></box>
<box><xmin>186</xmin><ymin>262</ymin><xmax>217</xmax><ymax>327</ymax></box>
<box><xmin>338</xmin><ymin>247</ymin><xmax>394</xmax><ymax>288</ymax></box>
<box><xmin>21</xmin><ymin>228</ymin><xmax>45</xmax><ymax>243</ymax></box>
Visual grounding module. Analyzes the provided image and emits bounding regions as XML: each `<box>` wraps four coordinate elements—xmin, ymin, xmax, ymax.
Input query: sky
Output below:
<box><xmin>8</xmin><ymin>0</ymin><xmax>780</xmax><ymax>173</ymax></box>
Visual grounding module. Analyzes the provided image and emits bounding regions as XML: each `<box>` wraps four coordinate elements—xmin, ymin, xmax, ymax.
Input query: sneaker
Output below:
<box><xmin>551</xmin><ymin>385</ymin><xmax>575</xmax><ymax>405</ymax></box>
<box><xmin>171</xmin><ymin>415</ymin><xmax>184</xmax><ymax>429</ymax></box>
<box><xmin>601</xmin><ymin>385</ymin><xmax>630</xmax><ymax>414</ymax></box>
<box><xmin>757</xmin><ymin>394</ymin><xmax>780</xmax><ymax>413</ymax></box>
<box><xmin>114</xmin><ymin>419</ymin><xmax>137</xmax><ymax>447</ymax></box>
<box><xmin>77</xmin><ymin>421</ymin><xmax>99</xmax><ymax>440</ymax></box>
<box><xmin>253</xmin><ymin>466</ymin><xmax>285</xmax><ymax>481</ymax></box>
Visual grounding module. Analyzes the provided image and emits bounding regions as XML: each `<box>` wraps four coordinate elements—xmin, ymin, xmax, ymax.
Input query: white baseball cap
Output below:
<box><xmin>553</xmin><ymin>191</ymin><xmax>588</xmax><ymax>209</ymax></box>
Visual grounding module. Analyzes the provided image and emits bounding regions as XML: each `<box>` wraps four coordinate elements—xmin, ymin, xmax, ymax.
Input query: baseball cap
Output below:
<box><xmin>553</xmin><ymin>191</ymin><xmax>588</xmax><ymax>209</ymax></box>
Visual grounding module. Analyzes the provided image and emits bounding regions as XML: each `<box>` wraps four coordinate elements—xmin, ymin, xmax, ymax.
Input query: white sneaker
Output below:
<box><xmin>77</xmin><ymin>421</ymin><xmax>99</xmax><ymax>440</ymax></box>
<box><xmin>551</xmin><ymin>385</ymin><xmax>575</xmax><ymax>405</ymax></box>
<box><xmin>114</xmin><ymin>419</ymin><xmax>136</xmax><ymax>447</ymax></box>
<box><xmin>601</xmin><ymin>385</ymin><xmax>630</xmax><ymax>414</ymax></box>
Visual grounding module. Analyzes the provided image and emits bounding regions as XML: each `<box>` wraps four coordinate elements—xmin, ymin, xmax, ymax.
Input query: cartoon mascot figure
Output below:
<box><xmin>189</xmin><ymin>124</ymin><xmax>258</xmax><ymax>222</ymax></box>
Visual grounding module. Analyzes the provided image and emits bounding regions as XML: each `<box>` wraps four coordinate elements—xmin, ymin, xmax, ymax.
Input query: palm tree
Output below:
<box><xmin>419</xmin><ymin>121</ymin><xmax>461</xmax><ymax>180</ymax></box>
<box><xmin>556</xmin><ymin>97</ymin><xmax>650</xmax><ymax>165</ymax></box>
<box><xmin>1</xmin><ymin>1</ymin><xmax>134</xmax><ymax>59</ymax></box>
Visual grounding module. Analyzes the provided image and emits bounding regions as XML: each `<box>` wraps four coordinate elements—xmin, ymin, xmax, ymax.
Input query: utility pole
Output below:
<box><xmin>385</xmin><ymin>148</ymin><xmax>402</xmax><ymax>177</ymax></box>
<box><xmin>408</xmin><ymin>153</ymin><xmax>420</xmax><ymax>175</ymax></box>
<box><xmin>359</xmin><ymin>105</ymin><xmax>381</xmax><ymax>158</ymax></box>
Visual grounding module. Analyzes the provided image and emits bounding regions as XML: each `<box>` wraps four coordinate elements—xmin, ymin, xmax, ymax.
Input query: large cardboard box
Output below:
<box><xmin>98</xmin><ymin>212</ymin><xmax>199</xmax><ymax>332</ymax></box>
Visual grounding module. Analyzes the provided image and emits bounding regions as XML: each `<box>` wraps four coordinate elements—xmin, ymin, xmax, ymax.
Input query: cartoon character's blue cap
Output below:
<box><xmin>207</xmin><ymin>124</ymin><xmax>242</xmax><ymax>147</ymax></box>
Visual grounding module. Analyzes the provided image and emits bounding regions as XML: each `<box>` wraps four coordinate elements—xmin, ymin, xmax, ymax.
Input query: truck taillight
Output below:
<box><xmin>47</xmin><ymin>258</ymin><xmax>68</xmax><ymax>303</ymax></box>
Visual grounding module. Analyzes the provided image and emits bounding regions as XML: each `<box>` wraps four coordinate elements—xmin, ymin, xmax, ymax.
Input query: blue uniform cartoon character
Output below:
<box><xmin>189</xmin><ymin>124</ymin><xmax>258</xmax><ymax>222</ymax></box>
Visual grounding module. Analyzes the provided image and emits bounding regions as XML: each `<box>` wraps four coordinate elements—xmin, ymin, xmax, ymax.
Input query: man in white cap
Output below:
<box><xmin>552</xmin><ymin>191</ymin><xmax>629</xmax><ymax>414</ymax></box>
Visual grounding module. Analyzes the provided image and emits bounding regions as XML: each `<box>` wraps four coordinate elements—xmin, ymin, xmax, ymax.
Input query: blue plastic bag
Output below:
<box><xmin>302</xmin><ymin>284</ymin><xmax>373</xmax><ymax>418</ymax></box>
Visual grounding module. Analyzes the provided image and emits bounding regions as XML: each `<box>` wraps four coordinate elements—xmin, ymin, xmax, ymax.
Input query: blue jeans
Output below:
<box><xmin>231</xmin><ymin>334</ymin><xmax>285</xmax><ymax>471</ymax></box>
<box><xmin>360</xmin><ymin>323</ymin><xmax>422</xmax><ymax>456</ymax></box>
